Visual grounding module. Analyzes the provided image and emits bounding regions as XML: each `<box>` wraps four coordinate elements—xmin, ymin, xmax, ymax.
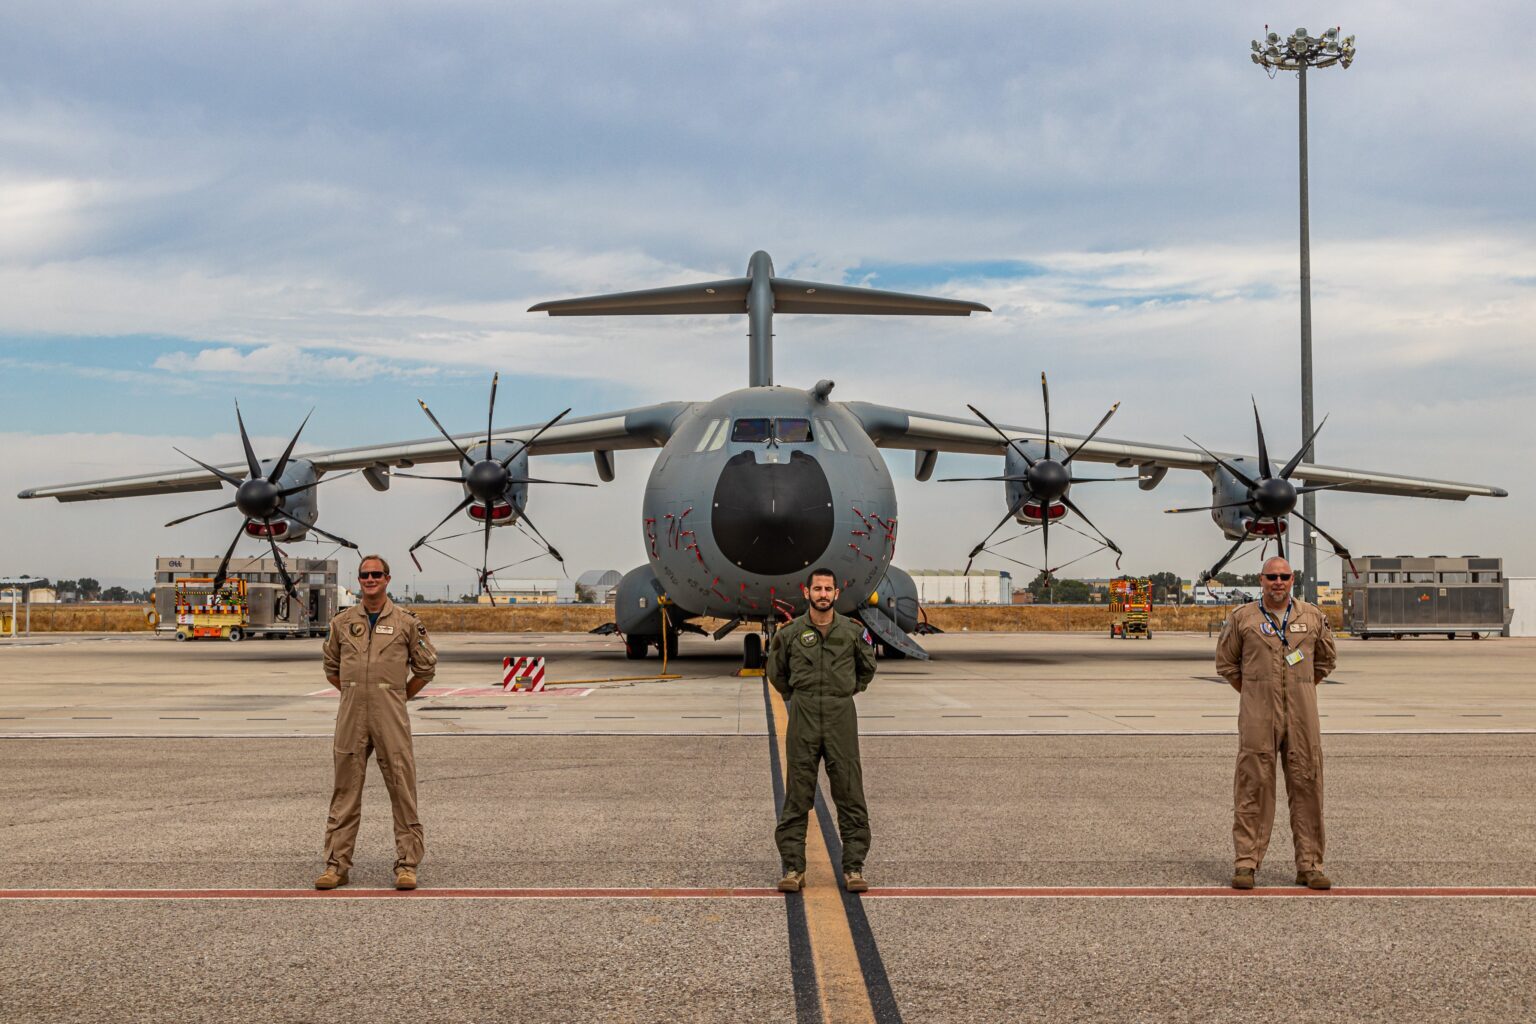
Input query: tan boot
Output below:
<box><xmin>1295</xmin><ymin>869</ymin><xmax>1331</xmax><ymax>890</ymax></box>
<box><xmin>777</xmin><ymin>869</ymin><xmax>805</xmax><ymax>893</ymax></box>
<box><xmin>314</xmin><ymin>868</ymin><xmax>348</xmax><ymax>890</ymax></box>
<box><xmin>395</xmin><ymin>867</ymin><xmax>418</xmax><ymax>891</ymax></box>
<box><xmin>1230</xmin><ymin>867</ymin><xmax>1255</xmax><ymax>890</ymax></box>
<box><xmin>843</xmin><ymin>871</ymin><xmax>869</xmax><ymax>893</ymax></box>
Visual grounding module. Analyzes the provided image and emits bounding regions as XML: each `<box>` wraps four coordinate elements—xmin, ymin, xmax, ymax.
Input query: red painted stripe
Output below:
<box><xmin>864</xmin><ymin>886</ymin><xmax>1536</xmax><ymax>898</ymax></box>
<box><xmin>0</xmin><ymin>887</ymin><xmax>782</xmax><ymax>900</ymax></box>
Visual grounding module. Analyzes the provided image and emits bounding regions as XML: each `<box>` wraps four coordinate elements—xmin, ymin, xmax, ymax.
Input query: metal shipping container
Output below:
<box><xmin>1343</xmin><ymin>555</ymin><xmax>1510</xmax><ymax>639</ymax></box>
<box><xmin>152</xmin><ymin>556</ymin><xmax>340</xmax><ymax>639</ymax></box>
<box><xmin>1507</xmin><ymin>578</ymin><xmax>1536</xmax><ymax>638</ymax></box>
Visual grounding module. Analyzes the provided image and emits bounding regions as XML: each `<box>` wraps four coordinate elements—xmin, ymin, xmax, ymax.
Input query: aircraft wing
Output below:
<box><xmin>18</xmin><ymin>402</ymin><xmax>693</xmax><ymax>503</ymax></box>
<box><xmin>846</xmin><ymin>402</ymin><xmax>1509</xmax><ymax>501</ymax></box>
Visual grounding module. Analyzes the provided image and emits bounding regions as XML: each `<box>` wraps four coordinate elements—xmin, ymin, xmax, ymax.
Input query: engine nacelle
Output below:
<box><xmin>1004</xmin><ymin>441</ymin><xmax>1070</xmax><ymax>523</ymax></box>
<box><xmin>460</xmin><ymin>443</ymin><xmax>530</xmax><ymax>526</ymax></box>
<box><xmin>1208</xmin><ymin>458</ymin><xmax>1285</xmax><ymax>541</ymax></box>
<box><xmin>868</xmin><ymin>565</ymin><xmax>921</xmax><ymax>634</ymax></box>
<box><xmin>244</xmin><ymin>458</ymin><xmax>319</xmax><ymax>541</ymax></box>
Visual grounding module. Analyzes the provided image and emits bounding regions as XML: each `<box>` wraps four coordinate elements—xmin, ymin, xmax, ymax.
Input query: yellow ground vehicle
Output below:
<box><xmin>1109</xmin><ymin>578</ymin><xmax>1153</xmax><ymax>639</ymax></box>
<box><xmin>173</xmin><ymin>578</ymin><xmax>251</xmax><ymax>642</ymax></box>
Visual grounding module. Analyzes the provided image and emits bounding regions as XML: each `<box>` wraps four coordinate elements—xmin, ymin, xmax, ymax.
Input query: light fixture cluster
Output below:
<box><xmin>1251</xmin><ymin>25</ymin><xmax>1356</xmax><ymax>73</ymax></box>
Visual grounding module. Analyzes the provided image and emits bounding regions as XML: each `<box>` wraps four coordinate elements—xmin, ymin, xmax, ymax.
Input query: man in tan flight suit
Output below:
<box><xmin>1216</xmin><ymin>555</ymin><xmax>1337</xmax><ymax>890</ymax></box>
<box><xmin>314</xmin><ymin>555</ymin><xmax>437</xmax><ymax>890</ymax></box>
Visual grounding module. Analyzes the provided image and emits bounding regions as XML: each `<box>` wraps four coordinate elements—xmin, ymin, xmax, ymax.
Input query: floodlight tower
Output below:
<box><xmin>1251</xmin><ymin>26</ymin><xmax>1356</xmax><ymax>603</ymax></box>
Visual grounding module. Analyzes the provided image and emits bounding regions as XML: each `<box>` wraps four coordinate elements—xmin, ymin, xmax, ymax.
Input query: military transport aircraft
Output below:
<box><xmin>18</xmin><ymin>251</ymin><xmax>1508</xmax><ymax>664</ymax></box>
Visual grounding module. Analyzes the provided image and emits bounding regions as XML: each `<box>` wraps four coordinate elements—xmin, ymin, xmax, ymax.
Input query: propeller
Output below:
<box><xmin>166</xmin><ymin>403</ymin><xmax>358</xmax><ymax>602</ymax></box>
<box><xmin>941</xmin><ymin>373</ymin><xmax>1131</xmax><ymax>587</ymax></box>
<box><xmin>1169</xmin><ymin>399</ymin><xmax>1355</xmax><ymax>582</ymax></box>
<box><xmin>405</xmin><ymin>373</ymin><xmax>593</xmax><ymax>602</ymax></box>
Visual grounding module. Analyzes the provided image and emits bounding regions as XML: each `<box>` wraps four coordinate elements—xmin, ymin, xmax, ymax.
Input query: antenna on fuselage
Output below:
<box><xmin>527</xmin><ymin>251</ymin><xmax>990</xmax><ymax>388</ymax></box>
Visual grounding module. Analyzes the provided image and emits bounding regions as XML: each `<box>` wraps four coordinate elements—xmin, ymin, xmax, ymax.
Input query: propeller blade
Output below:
<box><xmin>1062</xmin><ymin>401</ymin><xmax>1122</xmax><ymax>465</ymax></box>
<box><xmin>273</xmin><ymin>510</ymin><xmax>357</xmax><ymax>549</ymax></box>
<box><xmin>1040</xmin><ymin>506</ymin><xmax>1051</xmax><ymax>590</ymax></box>
<box><xmin>1280</xmin><ymin>413</ymin><xmax>1331</xmax><ymax>480</ymax></box>
<box><xmin>963</xmin><ymin>501</ymin><xmax>1024</xmax><ymax>574</ymax></box>
<box><xmin>211</xmin><ymin>522</ymin><xmax>248</xmax><ymax>594</ymax></box>
<box><xmin>409</xmin><ymin>495</ymin><xmax>477</xmax><ymax>557</ymax></box>
<box><xmin>1068</xmin><ymin>476</ymin><xmax>1140</xmax><ymax>483</ymax></box>
<box><xmin>1275</xmin><ymin>521</ymin><xmax>1287</xmax><ymax>562</ymax></box>
<box><xmin>164</xmin><ymin>500</ymin><xmax>239</xmax><ymax>528</ymax></box>
<box><xmin>479</xmin><ymin>502</ymin><xmax>496</xmax><ymax>606</ymax></box>
<box><xmin>418</xmin><ymin>399</ymin><xmax>474</xmax><ymax>467</ymax></box>
<box><xmin>1183</xmin><ymin>435</ymin><xmax>1259</xmax><ymax>490</ymax></box>
<box><xmin>234</xmin><ymin>401</ymin><xmax>265</xmax><ymax>480</ymax></box>
<box><xmin>1040</xmin><ymin>372</ymin><xmax>1052</xmax><ymax>450</ymax></box>
<box><xmin>937</xmin><ymin>475</ymin><xmax>1031</xmax><ymax>483</ymax></box>
<box><xmin>276</xmin><ymin>469</ymin><xmax>359</xmax><ymax>498</ymax></box>
<box><xmin>509</xmin><ymin>477</ymin><xmax>600</xmax><ymax>487</ymax></box>
<box><xmin>1292</xmin><ymin>508</ymin><xmax>1352</xmax><ymax>560</ymax></box>
<box><xmin>1294</xmin><ymin>481</ymin><xmax>1347</xmax><ymax>495</ymax></box>
<box><xmin>517</xmin><ymin>509</ymin><xmax>565</xmax><ymax>566</ymax></box>
<box><xmin>500</xmin><ymin>408</ymin><xmax>574</xmax><ymax>469</ymax></box>
<box><xmin>1059</xmin><ymin>494</ymin><xmax>1122</xmax><ymax>557</ymax></box>
<box><xmin>394</xmin><ymin>472</ymin><xmax>472</xmax><ymax>483</ymax></box>
<box><xmin>1164</xmin><ymin>499</ymin><xmax>1258</xmax><ymax>514</ymax></box>
<box><xmin>486</xmin><ymin>372</ymin><xmax>499</xmax><ymax>456</ymax></box>
<box><xmin>1202</xmin><ymin>533</ymin><xmax>1251</xmax><ymax>584</ymax></box>
<box><xmin>265</xmin><ymin>529</ymin><xmax>300</xmax><ymax>602</ymax></box>
<box><xmin>268</xmin><ymin>409</ymin><xmax>314</xmax><ymax>483</ymax></box>
<box><xmin>1251</xmin><ymin>399</ymin><xmax>1274</xmax><ymax>480</ymax></box>
<box><xmin>967</xmin><ymin>405</ymin><xmax>1035</xmax><ymax>468</ymax></box>
<box><xmin>173</xmin><ymin>448</ymin><xmax>244</xmax><ymax>487</ymax></box>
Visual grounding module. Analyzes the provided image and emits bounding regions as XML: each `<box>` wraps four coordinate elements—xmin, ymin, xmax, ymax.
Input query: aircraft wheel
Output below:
<box><xmin>624</xmin><ymin>634</ymin><xmax>649</xmax><ymax>660</ymax></box>
<box><xmin>879</xmin><ymin>642</ymin><xmax>907</xmax><ymax>660</ymax></box>
<box><xmin>664</xmin><ymin>630</ymin><xmax>679</xmax><ymax>661</ymax></box>
<box><xmin>227</xmin><ymin>627</ymin><xmax>244</xmax><ymax>643</ymax></box>
<box><xmin>742</xmin><ymin>632</ymin><xmax>763</xmax><ymax>669</ymax></box>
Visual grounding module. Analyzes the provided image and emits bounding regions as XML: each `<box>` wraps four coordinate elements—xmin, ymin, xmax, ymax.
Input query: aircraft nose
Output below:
<box><xmin>711</xmin><ymin>451</ymin><xmax>836</xmax><ymax>576</ymax></box>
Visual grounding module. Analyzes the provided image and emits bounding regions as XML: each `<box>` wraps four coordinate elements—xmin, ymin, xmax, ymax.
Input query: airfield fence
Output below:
<box><xmin>7</xmin><ymin>602</ymin><xmax>1343</xmax><ymax>634</ymax></box>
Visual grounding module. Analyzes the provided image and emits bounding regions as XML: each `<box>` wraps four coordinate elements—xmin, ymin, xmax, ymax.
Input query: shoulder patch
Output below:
<box><xmin>417</xmin><ymin>623</ymin><xmax>427</xmax><ymax>636</ymax></box>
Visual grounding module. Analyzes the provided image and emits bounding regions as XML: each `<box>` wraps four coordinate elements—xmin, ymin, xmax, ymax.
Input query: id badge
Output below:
<box><xmin>1285</xmin><ymin>648</ymin><xmax>1305</xmax><ymax>667</ymax></box>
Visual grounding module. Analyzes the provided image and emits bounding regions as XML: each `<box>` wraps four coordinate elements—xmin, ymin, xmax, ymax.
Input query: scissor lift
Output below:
<box><xmin>1109</xmin><ymin>578</ymin><xmax>1153</xmax><ymax>639</ymax></box>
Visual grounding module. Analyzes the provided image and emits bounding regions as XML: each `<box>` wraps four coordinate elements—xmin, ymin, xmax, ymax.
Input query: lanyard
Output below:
<box><xmin>1259</xmin><ymin>599</ymin><xmax>1293</xmax><ymax>649</ymax></box>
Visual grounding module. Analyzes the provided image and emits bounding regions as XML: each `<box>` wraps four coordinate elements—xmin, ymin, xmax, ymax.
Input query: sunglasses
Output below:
<box><xmin>1263</xmin><ymin>573</ymin><xmax>1293</xmax><ymax>581</ymax></box>
<box><xmin>358</xmin><ymin>571</ymin><xmax>387</xmax><ymax>580</ymax></box>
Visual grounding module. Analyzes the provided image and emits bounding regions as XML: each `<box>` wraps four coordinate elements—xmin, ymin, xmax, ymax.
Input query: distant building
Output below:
<box><xmin>910</xmin><ymin>569</ymin><xmax>1012</xmax><ymax>605</ymax></box>
<box><xmin>576</xmin><ymin>569</ymin><xmax>623</xmax><ymax>604</ymax></box>
<box><xmin>480</xmin><ymin>578</ymin><xmax>578</xmax><ymax>605</ymax></box>
<box><xmin>0</xmin><ymin>586</ymin><xmax>56</xmax><ymax>603</ymax></box>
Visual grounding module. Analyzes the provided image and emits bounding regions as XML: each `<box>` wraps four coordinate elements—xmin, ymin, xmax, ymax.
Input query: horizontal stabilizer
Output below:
<box><xmin>529</xmin><ymin>274</ymin><xmax>989</xmax><ymax>317</ymax></box>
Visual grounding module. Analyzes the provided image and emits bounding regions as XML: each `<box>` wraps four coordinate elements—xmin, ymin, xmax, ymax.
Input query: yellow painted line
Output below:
<box><xmin>770</xmin><ymin>687</ymin><xmax>877</xmax><ymax>1024</ymax></box>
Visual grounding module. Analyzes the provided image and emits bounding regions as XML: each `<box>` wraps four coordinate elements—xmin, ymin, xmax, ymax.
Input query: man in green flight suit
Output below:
<box><xmin>769</xmin><ymin>566</ymin><xmax>878</xmax><ymax>894</ymax></box>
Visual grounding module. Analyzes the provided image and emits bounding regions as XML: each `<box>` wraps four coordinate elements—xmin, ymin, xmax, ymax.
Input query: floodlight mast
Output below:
<box><xmin>1251</xmin><ymin>25</ymin><xmax>1356</xmax><ymax>603</ymax></box>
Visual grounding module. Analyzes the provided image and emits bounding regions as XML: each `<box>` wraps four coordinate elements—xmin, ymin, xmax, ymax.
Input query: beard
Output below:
<box><xmin>810</xmin><ymin>596</ymin><xmax>834</xmax><ymax>610</ymax></box>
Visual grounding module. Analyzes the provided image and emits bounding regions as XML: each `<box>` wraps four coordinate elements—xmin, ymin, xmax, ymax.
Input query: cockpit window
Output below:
<box><xmin>731</xmin><ymin>418</ymin><xmax>773</xmax><ymax>443</ymax></box>
<box><xmin>730</xmin><ymin>418</ymin><xmax>815</xmax><ymax>444</ymax></box>
<box><xmin>776</xmin><ymin>418</ymin><xmax>813</xmax><ymax>443</ymax></box>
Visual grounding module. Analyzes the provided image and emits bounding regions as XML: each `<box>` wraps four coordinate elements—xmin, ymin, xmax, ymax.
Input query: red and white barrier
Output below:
<box><xmin>502</xmin><ymin>656</ymin><xmax>547</xmax><ymax>692</ymax></box>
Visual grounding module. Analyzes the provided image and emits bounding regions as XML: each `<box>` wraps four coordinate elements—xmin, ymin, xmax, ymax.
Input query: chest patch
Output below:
<box><xmin>1289</xmin><ymin>623</ymin><xmax>1308</xmax><ymax>633</ymax></box>
<box><xmin>348</xmin><ymin>623</ymin><xmax>365</xmax><ymax>638</ymax></box>
<box><xmin>375</xmin><ymin>624</ymin><xmax>395</xmax><ymax>635</ymax></box>
<box><xmin>1259</xmin><ymin>622</ymin><xmax>1277</xmax><ymax>636</ymax></box>
<box><xmin>799</xmin><ymin>629</ymin><xmax>819</xmax><ymax>647</ymax></box>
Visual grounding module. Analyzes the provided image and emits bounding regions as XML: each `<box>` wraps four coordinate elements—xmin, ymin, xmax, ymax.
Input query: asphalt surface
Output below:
<box><xmin>3</xmin><ymin>632</ymin><xmax>1534</xmax><ymax>1022</ymax></box>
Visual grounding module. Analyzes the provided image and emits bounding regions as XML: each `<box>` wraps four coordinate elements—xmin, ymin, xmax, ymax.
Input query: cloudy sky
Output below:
<box><xmin>2</xmin><ymin>0</ymin><xmax>1531</xmax><ymax>593</ymax></box>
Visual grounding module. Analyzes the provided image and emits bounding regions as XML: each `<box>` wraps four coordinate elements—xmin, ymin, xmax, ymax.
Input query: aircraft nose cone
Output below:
<box><xmin>1028</xmin><ymin>459</ymin><xmax>1071</xmax><ymax>502</ymax></box>
<box><xmin>1254</xmin><ymin>477</ymin><xmax>1296</xmax><ymax>517</ymax></box>
<box><xmin>466</xmin><ymin>460</ymin><xmax>509</xmax><ymax>503</ymax></box>
<box><xmin>711</xmin><ymin>451</ymin><xmax>836</xmax><ymax>576</ymax></box>
<box><xmin>235</xmin><ymin>477</ymin><xmax>281</xmax><ymax>519</ymax></box>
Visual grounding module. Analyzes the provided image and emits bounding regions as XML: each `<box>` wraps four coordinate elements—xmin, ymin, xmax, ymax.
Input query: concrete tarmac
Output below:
<box><xmin>2</xmin><ymin>631</ymin><xmax>1533</xmax><ymax>1022</ymax></box>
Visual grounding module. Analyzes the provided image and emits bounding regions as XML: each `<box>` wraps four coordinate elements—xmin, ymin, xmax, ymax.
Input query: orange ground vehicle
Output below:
<box><xmin>1109</xmin><ymin>578</ymin><xmax>1152</xmax><ymax>639</ymax></box>
<box><xmin>173</xmin><ymin>578</ymin><xmax>250</xmax><ymax>641</ymax></box>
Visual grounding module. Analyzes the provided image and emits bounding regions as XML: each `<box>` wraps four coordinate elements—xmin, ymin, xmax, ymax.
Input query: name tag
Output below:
<box><xmin>1289</xmin><ymin>623</ymin><xmax>1308</xmax><ymax>633</ymax></box>
<box><xmin>375</xmin><ymin>625</ymin><xmax>395</xmax><ymax>635</ymax></box>
<box><xmin>1285</xmin><ymin>649</ymin><xmax>1305</xmax><ymax>667</ymax></box>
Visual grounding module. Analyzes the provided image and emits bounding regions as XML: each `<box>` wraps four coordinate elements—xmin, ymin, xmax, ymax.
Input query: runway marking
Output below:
<box><xmin>0</xmin><ymin>887</ymin><xmax>782</xmax><ymax>901</ymax></box>
<box><xmin>860</xmin><ymin>886</ymin><xmax>1536</xmax><ymax>899</ymax></box>
<box><xmin>767</xmin><ymin>684</ymin><xmax>892</xmax><ymax>1024</ymax></box>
